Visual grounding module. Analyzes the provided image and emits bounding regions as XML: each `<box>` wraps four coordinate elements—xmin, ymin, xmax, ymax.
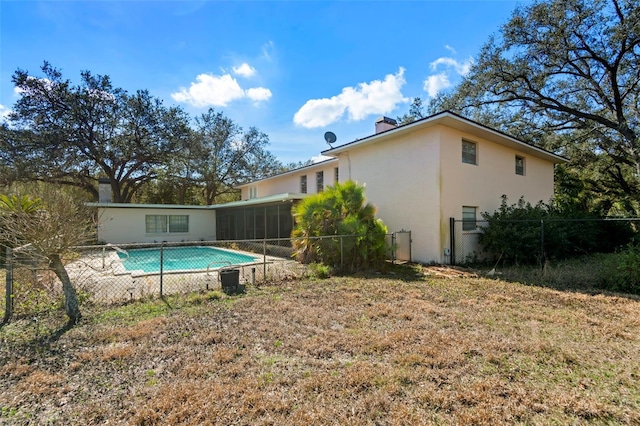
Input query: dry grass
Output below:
<box><xmin>1</xmin><ymin>264</ymin><xmax>640</xmax><ymax>425</ymax></box>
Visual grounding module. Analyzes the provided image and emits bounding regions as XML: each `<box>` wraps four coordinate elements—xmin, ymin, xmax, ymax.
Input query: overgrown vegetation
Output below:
<box><xmin>291</xmin><ymin>180</ymin><xmax>388</xmax><ymax>272</ymax></box>
<box><xmin>1</xmin><ymin>271</ymin><xmax>639</xmax><ymax>424</ymax></box>
<box><xmin>479</xmin><ymin>196</ymin><xmax>636</xmax><ymax>264</ymax></box>
<box><xmin>0</xmin><ymin>187</ymin><xmax>95</xmax><ymax>323</ymax></box>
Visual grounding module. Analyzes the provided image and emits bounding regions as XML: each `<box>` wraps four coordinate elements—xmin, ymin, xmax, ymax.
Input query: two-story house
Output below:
<box><xmin>93</xmin><ymin>110</ymin><xmax>567</xmax><ymax>264</ymax></box>
<box><xmin>235</xmin><ymin>111</ymin><xmax>567</xmax><ymax>263</ymax></box>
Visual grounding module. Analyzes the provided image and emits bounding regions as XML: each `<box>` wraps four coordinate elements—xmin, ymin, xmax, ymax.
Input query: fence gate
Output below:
<box><xmin>391</xmin><ymin>230</ymin><xmax>411</xmax><ymax>263</ymax></box>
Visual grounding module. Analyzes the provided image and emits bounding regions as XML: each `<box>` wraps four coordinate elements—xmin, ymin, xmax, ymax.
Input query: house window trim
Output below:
<box><xmin>462</xmin><ymin>206</ymin><xmax>478</xmax><ymax>232</ymax></box>
<box><xmin>145</xmin><ymin>214</ymin><xmax>189</xmax><ymax>234</ymax></box>
<box><xmin>316</xmin><ymin>171</ymin><xmax>324</xmax><ymax>193</ymax></box>
<box><xmin>249</xmin><ymin>187</ymin><xmax>258</xmax><ymax>199</ymax></box>
<box><xmin>515</xmin><ymin>155</ymin><xmax>525</xmax><ymax>176</ymax></box>
<box><xmin>462</xmin><ymin>139</ymin><xmax>478</xmax><ymax>165</ymax></box>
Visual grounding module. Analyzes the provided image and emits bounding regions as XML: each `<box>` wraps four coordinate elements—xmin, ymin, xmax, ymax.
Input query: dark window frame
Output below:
<box><xmin>462</xmin><ymin>206</ymin><xmax>477</xmax><ymax>231</ymax></box>
<box><xmin>515</xmin><ymin>155</ymin><xmax>525</xmax><ymax>175</ymax></box>
<box><xmin>462</xmin><ymin>139</ymin><xmax>477</xmax><ymax>165</ymax></box>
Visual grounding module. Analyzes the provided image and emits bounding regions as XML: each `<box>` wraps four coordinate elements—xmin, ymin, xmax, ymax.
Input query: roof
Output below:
<box><xmin>87</xmin><ymin>193</ymin><xmax>307</xmax><ymax>210</ymax></box>
<box><xmin>236</xmin><ymin>157</ymin><xmax>338</xmax><ymax>189</ymax></box>
<box><xmin>86</xmin><ymin>202</ymin><xmax>214</xmax><ymax>210</ymax></box>
<box><xmin>322</xmin><ymin>110</ymin><xmax>569</xmax><ymax>164</ymax></box>
<box><xmin>209</xmin><ymin>193</ymin><xmax>307</xmax><ymax>209</ymax></box>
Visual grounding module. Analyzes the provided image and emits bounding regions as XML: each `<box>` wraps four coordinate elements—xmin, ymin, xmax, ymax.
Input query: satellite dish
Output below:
<box><xmin>324</xmin><ymin>131</ymin><xmax>337</xmax><ymax>147</ymax></box>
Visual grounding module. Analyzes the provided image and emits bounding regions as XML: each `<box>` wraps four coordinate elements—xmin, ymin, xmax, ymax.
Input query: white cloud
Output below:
<box><xmin>423</xmin><ymin>73</ymin><xmax>452</xmax><ymax>98</ymax></box>
<box><xmin>444</xmin><ymin>44</ymin><xmax>457</xmax><ymax>55</ymax></box>
<box><xmin>246</xmin><ymin>87</ymin><xmax>272</xmax><ymax>103</ymax></box>
<box><xmin>430</xmin><ymin>56</ymin><xmax>473</xmax><ymax>76</ymax></box>
<box><xmin>13</xmin><ymin>77</ymin><xmax>54</xmax><ymax>96</ymax></box>
<box><xmin>262</xmin><ymin>41</ymin><xmax>275</xmax><ymax>61</ymax></box>
<box><xmin>293</xmin><ymin>68</ymin><xmax>407</xmax><ymax>128</ymax></box>
<box><xmin>421</xmin><ymin>53</ymin><xmax>474</xmax><ymax>98</ymax></box>
<box><xmin>0</xmin><ymin>104</ymin><xmax>11</xmax><ymax>121</ymax></box>
<box><xmin>232</xmin><ymin>63</ymin><xmax>256</xmax><ymax>78</ymax></box>
<box><xmin>171</xmin><ymin>73</ymin><xmax>271</xmax><ymax>107</ymax></box>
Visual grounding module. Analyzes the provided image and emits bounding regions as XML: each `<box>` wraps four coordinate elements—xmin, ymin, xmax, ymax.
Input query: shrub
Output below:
<box><xmin>479</xmin><ymin>195</ymin><xmax>636</xmax><ymax>265</ymax></box>
<box><xmin>600</xmin><ymin>244</ymin><xmax>640</xmax><ymax>293</ymax></box>
<box><xmin>291</xmin><ymin>180</ymin><xmax>388</xmax><ymax>271</ymax></box>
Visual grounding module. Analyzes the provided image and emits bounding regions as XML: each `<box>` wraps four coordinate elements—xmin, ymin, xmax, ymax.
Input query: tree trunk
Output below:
<box><xmin>49</xmin><ymin>253</ymin><xmax>81</xmax><ymax>324</ymax></box>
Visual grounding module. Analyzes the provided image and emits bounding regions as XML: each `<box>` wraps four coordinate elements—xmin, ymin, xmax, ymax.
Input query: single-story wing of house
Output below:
<box><xmin>91</xmin><ymin>110</ymin><xmax>568</xmax><ymax>264</ymax></box>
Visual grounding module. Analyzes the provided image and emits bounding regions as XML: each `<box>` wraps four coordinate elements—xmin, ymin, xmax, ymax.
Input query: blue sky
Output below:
<box><xmin>0</xmin><ymin>1</ymin><xmax>523</xmax><ymax>165</ymax></box>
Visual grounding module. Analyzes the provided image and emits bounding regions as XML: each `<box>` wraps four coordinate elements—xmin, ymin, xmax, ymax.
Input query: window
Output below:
<box><xmin>515</xmin><ymin>155</ymin><xmax>525</xmax><ymax>175</ymax></box>
<box><xmin>334</xmin><ymin>167</ymin><xmax>339</xmax><ymax>183</ymax></box>
<box><xmin>249</xmin><ymin>187</ymin><xmax>258</xmax><ymax>199</ymax></box>
<box><xmin>145</xmin><ymin>215</ymin><xmax>189</xmax><ymax>234</ymax></box>
<box><xmin>316</xmin><ymin>171</ymin><xmax>324</xmax><ymax>192</ymax></box>
<box><xmin>146</xmin><ymin>215</ymin><xmax>167</xmax><ymax>233</ymax></box>
<box><xmin>462</xmin><ymin>139</ymin><xmax>477</xmax><ymax>165</ymax></box>
<box><xmin>462</xmin><ymin>206</ymin><xmax>477</xmax><ymax>231</ymax></box>
<box><xmin>300</xmin><ymin>175</ymin><xmax>307</xmax><ymax>194</ymax></box>
<box><xmin>169</xmin><ymin>215</ymin><xmax>189</xmax><ymax>233</ymax></box>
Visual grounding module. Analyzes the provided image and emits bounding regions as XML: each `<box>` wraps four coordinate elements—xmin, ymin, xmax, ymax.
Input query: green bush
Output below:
<box><xmin>479</xmin><ymin>195</ymin><xmax>636</xmax><ymax>265</ymax></box>
<box><xmin>600</xmin><ymin>244</ymin><xmax>640</xmax><ymax>293</ymax></box>
<box><xmin>291</xmin><ymin>180</ymin><xmax>388</xmax><ymax>271</ymax></box>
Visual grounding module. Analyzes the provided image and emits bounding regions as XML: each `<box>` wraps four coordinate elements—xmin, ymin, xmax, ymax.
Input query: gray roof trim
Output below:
<box><xmin>87</xmin><ymin>193</ymin><xmax>307</xmax><ymax>210</ymax></box>
<box><xmin>322</xmin><ymin>110</ymin><xmax>569</xmax><ymax>164</ymax></box>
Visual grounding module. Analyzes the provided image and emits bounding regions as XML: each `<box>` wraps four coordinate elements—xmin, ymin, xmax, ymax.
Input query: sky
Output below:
<box><xmin>0</xmin><ymin>0</ymin><xmax>525</xmax><ymax>165</ymax></box>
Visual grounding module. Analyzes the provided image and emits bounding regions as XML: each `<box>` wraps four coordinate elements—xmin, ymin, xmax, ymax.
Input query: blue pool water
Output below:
<box><xmin>117</xmin><ymin>246</ymin><xmax>258</xmax><ymax>273</ymax></box>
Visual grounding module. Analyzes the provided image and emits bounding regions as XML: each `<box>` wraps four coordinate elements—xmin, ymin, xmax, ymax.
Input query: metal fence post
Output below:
<box><xmin>3</xmin><ymin>247</ymin><xmax>13</xmax><ymax>324</ymax></box>
<box><xmin>160</xmin><ymin>241</ymin><xmax>164</xmax><ymax>297</ymax></box>
<box><xmin>540</xmin><ymin>219</ymin><xmax>545</xmax><ymax>270</ymax></box>
<box><xmin>263</xmin><ymin>238</ymin><xmax>267</xmax><ymax>282</ymax></box>
<box><xmin>449</xmin><ymin>217</ymin><xmax>456</xmax><ymax>266</ymax></box>
<box><xmin>340</xmin><ymin>236</ymin><xmax>344</xmax><ymax>269</ymax></box>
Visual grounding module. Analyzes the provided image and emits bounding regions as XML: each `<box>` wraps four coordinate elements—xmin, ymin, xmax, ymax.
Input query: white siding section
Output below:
<box><xmin>336</xmin><ymin>127</ymin><xmax>442</xmax><ymax>263</ymax></box>
<box><xmin>240</xmin><ymin>161</ymin><xmax>339</xmax><ymax>199</ymax></box>
<box><xmin>97</xmin><ymin>207</ymin><xmax>216</xmax><ymax>244</ymax></box>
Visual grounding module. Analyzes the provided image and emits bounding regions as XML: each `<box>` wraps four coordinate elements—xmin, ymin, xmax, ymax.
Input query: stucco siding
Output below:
<box><xmin>439</xmin><ymin>126</ymin><xmax>555</xmax><ymax>221</ymax></box>
<box><xmin>337</xmin><ymin>127</ymin><xmax>442</xmax><ymax>263</ymax></box>
<box><xmin>438</xmin><ymin>126</ymin><xmax>555</xmax><ymax>262</ymax></box>
<box><xmin>241</xmin><ymin>162</ymin><xmax>339</xmax><ymax>200</ymax></box>
<box><xmin>97</xmin><ymin>207</ymin><xmax>216</xmax><ymax>244</ymax></box>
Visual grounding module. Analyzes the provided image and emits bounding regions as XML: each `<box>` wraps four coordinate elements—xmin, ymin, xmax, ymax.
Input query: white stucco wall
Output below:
<box><xmin>97</xmin><ymin>206</ymin><xmax>216</xmax><ymax>244</ymax></box>
<box><xmin>240</xmin><ymin>160</ymin><xmax>339</xmax><ymax>200</ymax></box>
<box><xmin>439</xmin><ymin>126</ymin><xmax>555</xmax><ymax>221</ymax></box>
<box><xmin>332</xmin><ymin>124</ymin><xmax>558</xmax><ymax>264</ymax></box>
<box><xmin>336</xmin><ymin>127</ymin><xmax>443</xmax><ymax>264</ymax></box>
<box><xmin>438</xmin><ymin>126</ymin><xmax>556</xmax><ymax>263</ymax></box>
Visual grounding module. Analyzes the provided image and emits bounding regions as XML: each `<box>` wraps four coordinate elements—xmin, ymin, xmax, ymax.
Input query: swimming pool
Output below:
<box><xmin>117</xmin><ymin>246</ymin><xmax>259</xmax><ymax>273</ymax></box>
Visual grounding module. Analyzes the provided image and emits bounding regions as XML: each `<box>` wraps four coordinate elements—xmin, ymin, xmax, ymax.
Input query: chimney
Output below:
<box><xmin>375</xmin><ymin>116</ymin><xmax>397</xmax><ymax>134</ymax></box>
<box><xmin>98</xmin><ymin>178</ymin><xmax>112</xmax><ymax>203</ymax></box>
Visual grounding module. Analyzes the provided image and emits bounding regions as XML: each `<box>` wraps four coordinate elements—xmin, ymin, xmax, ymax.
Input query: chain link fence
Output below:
<box><xmin>449</xmin><ymin>217</ymin><xmax>640</xmax><ymax>266</ymax></box>
<box><xmin>2</xmin><ymin>231</ymin><xmax>411</xmax><ymax>322</ymax></box>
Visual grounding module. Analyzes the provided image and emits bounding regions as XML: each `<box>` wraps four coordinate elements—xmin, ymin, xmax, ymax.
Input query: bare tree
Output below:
<box><xmin>0</xmin><ymin>188</ymin><xmax>94</xmax><ymax>324</ymax></box>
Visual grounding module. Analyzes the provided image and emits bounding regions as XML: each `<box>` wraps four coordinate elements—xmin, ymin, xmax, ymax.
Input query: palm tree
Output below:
<box><xmin>291</xmin><ymin>180</ymin><xmax>388</xmax><ymax>270</ymax></box>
